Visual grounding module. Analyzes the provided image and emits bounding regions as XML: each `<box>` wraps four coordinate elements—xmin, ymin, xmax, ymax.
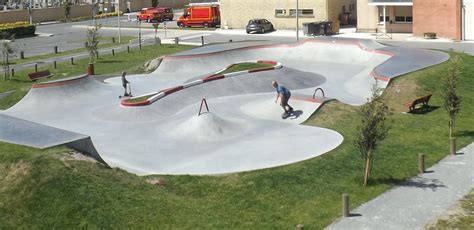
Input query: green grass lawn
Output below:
<box><xmin>0</xmin><ymin>44</ymin><xmax>192</xmax><ymax>109</ymax></box>
<box><xmin>0</xmin><ymin>52</ymin><xmax>473</xmax><ymax>228</ymax></box>
<box><xmin>10</xmin><ymin>36</ymin><xmax>135</xmax><ymax>65</ymax></box>
<box><xmin>218</xmin><ymin>62</ymin><xmax>274</xmax><ymax>74</ymax></box>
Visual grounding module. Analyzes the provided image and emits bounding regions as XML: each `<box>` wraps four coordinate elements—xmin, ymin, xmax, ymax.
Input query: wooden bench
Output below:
<box><xmin>28</xmin><ymin>70</ymin><xmax>54</xmax><ymax>81</ymax></box>
<box><xmin>404</xmin><ymin>94</ymin><xmax>432</xmax><ymax>112</ymax></box>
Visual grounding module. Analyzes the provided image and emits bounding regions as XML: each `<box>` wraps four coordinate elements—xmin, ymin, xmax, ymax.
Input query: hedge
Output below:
<box><xmin>0</xmin><ymin>22</ymin><xmax>36</xmax><ymax>38</ymax></box>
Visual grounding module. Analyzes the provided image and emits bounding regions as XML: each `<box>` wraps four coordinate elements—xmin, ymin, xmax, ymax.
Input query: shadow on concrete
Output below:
<box><xmin>372</xmin><ymin>176</ymin><xmax>446</xmax><ymax>191</ymax></box>
<box><xmin>348</xmin><ymin>213</ymin><xmax>362</xmax><ymax>217</ymax></box>
<box><xmin>289</xmin><ymin>110</ymin><xmax>303</xmax><ymax>119</ymax></box>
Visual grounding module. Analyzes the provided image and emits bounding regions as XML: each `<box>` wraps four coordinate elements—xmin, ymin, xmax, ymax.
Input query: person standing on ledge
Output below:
<box><xmin>272</xmin><ymin>80</ymin><xmax>294</xmax><ymax>114</ymax></box>
<box><xmin>121</xmin><ymin>71</ymin><xmax>130</xmax><ymax>97</ymax></box>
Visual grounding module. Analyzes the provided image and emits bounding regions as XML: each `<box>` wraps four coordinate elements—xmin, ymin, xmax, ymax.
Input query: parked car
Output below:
<box><xmin>246</xmin><ymin>19</ymin><xmax>274</xmax><ymax>34</ymax></box>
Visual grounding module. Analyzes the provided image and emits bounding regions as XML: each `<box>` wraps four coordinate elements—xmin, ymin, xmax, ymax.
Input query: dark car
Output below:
<box><xmin>246</xmin><ymin>19</ymin><xmax>274</xmax><ymax>34</ymax></box>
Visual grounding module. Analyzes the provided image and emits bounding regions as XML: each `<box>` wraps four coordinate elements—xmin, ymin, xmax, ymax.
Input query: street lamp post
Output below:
<box><xmin>117</xmin><ymin>0</ymin><xmax>121</xmax><ymax>43</ymax></box>
<box><xmin>296</xmin><ymin>0</ymin><xmax>299</xmax><ymax>42</ymax></box>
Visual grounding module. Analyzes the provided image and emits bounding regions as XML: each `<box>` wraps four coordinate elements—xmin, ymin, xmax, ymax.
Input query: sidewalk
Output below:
<box><xmin>326</xmin><ymin>143</ymin><xmax>474</xmax><ymax>230</ymax></box>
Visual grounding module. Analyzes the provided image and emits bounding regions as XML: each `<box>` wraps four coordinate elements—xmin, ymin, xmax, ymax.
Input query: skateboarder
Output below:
<box><xmin>121</xmin><ymin>71</ymin><xmax>130</xmax><ymax>97</ymax></box>
<box><xmin>272</xmin><ymin>81</ymin><xmax>294</xmax><ymax>115</ymax></box>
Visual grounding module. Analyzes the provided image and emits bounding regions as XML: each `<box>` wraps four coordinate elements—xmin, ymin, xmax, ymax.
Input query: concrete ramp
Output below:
<box><xmin>0</xmin><ymin>38</ymin><xmax>449</xmax><ymax>175</ymax></box>
<box><xmin>0</xmin><ymin>114</ymin><xmax>107</xmax><ymax>165</ymax></box>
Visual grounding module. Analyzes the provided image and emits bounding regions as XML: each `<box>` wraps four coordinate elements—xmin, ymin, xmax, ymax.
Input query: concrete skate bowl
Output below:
<box><xmin>1</xmin><ymin>39</ymin><xmax>449</xmax><ymax>175</ymax></box>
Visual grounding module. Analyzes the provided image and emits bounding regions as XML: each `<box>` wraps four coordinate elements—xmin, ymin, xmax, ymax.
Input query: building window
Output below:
<box><xmin>289</xmin><ymin>9</ymin><xmax>313</xmax><ymax>17</ymax></box>
<box><xmin>379</xmin><ymin>16</ymin><xmax>389</xmax><ymax>22</ymax></box>
<box><xmin>275</xmin><ymin>9</ymin><xmax>286</xmax><ymax>17</ymax></box>
<box><xmin>302</xmin><ymin>9</ymin><xmax>314</xmax><ymax>16</ymax></box>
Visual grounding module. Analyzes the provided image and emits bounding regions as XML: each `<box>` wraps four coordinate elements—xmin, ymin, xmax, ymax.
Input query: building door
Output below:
<box><xmin>465</xmin><ymin>0</ymin><xmax>474</xmax><ymax>40</ymax></box>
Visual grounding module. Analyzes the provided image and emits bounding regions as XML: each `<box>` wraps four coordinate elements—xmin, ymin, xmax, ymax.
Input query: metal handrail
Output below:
<box><xmin>198</xmin><ymin>98</ymin><xmax>209</xmax><ymax>116</ymax></box>
<box><xmin>313</xmin><ymin>87</ymin><xmax>325</xmax><ymax>99</ymax></box>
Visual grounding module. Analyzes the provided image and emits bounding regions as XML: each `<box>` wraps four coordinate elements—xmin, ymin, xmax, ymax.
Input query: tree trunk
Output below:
<box><xmin>363</xmin><ymin>148</ymin><xmax>373</xmax><ymax>187</ymax></box>
<box><xmin>448</xmin><ymin>119</ymin><xmax>452</xmax><ymax>140</ymax></box>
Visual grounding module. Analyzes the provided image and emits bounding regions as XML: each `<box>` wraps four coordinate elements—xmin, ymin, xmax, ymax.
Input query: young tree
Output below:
<box><xmin>85</xmin><ymin>23</ymin><xmax>101</xmax><ymax>63</ymax></box>
<box><xmin>355</xmin><ymin>84</ymin><xmax>392</xmax><ymax>186</ymax></box>
<box><xmin>151</xmin><ymin>0</ymin><xmax>158</xmax><ymax>7</ymax></box>
<box><xmin>64</xmin><ymin>1</ymin><xmax>71</xmax><ymax>20</ymax></box>
<box><xmin>0</xmin><ymin>33</ymin><xmax>15</xmax><ymax>81</ymax></box>
<box><xmin>443</xmin><ymin>56</ymin><xmax>462</xmax><ymax>146</ymax></box>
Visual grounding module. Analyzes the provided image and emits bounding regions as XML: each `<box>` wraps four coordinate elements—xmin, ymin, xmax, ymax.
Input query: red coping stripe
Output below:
<box><xmin>32</xmin><ymin>75</ymin><xmax>88</xmax><ymax>89</ymax></box>
<box><xmin>257</xmin><ymin>60</ymin><xmax>278</xmax><ymax>65</ymax></box>
<box><xmin>371</xmin><ymin>71</ymin><xmax>391</xmax><ymax>82</ymax></box>
<box><xmin>165</xmin><ymin>39</ymin><xmax>394</xmax><ymax>60</ymax></box>
<box><xmin>291</xmin><ymin>95</ymin><xmax>325</xmax><ymax>104</ymax></box>
<box><xmin>160</xmin><ymin>85</ymin><xmax>184</xmax><ymax>95</ymax></box>
<box><xmin>203</xmin><ymin>74</ymin><xmax>225</xmax><ymax>82</ymax></box>
<box><xmin>249</xmin><ymin>67</ymin><xmax>276</xmax><ymax>73</ymax></box>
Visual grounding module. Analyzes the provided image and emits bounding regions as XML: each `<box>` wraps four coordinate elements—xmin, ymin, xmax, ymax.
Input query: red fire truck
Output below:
<box><xmin>137</xmin><ymin>7</ymin><xmax>173</xmax><ymax>22</ymax></box>
<box><xmin>177</xmin><ymin>3</ymin><xmax>220</xmax><ymax>28</ymax></box>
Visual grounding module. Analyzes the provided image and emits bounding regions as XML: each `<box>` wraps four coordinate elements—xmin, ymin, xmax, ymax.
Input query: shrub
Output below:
<box><xmin>95</xmin><ymin>11</ymin><xmax>123</xmax><ymax>19</ymax></box>
<box><xmin>0</xmin><ymin>22</ymin><xmax>36</xmax><ymax>38</ymax></box>
<box><xmin>424</xmin><ymin>32</ymin><xmax>437</xmax><ymax>39</ymax></box>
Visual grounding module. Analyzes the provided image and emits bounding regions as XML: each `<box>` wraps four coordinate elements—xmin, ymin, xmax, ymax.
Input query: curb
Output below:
<box><xmin>121</xmin><ymin>60</ymin><xmax>283</xmax><ymax>107</ymax></box>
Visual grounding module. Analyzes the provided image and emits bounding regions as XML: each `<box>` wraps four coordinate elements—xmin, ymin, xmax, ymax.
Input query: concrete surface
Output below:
<box><xmin>1</xmin><ymin>39</ymin><xmax>449</xmax><ymax>175</ymax></box>
<box><xmin>326</xmin><ymin>143</ymin><xmax>474</xmax><ymax>230</ymax></box>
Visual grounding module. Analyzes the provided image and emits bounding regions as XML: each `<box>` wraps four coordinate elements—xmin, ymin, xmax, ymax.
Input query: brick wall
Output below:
<box><xmin>413</xmin><ymin>0</ymin><xmax>461</xmax><ymax>40</ymax></box>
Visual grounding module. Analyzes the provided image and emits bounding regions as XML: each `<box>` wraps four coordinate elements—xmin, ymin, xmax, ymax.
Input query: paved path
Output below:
<box><xmin>327</xmin><ymin>142</ymin><xmax>474</xmax><ymax>230</ymax></box>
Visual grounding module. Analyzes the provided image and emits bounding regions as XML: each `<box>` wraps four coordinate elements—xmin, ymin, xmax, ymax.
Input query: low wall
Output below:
<box><xmin>0</xmin><ymin>5</ymin><xmax>93</xmax><ymax>23</ymax></box>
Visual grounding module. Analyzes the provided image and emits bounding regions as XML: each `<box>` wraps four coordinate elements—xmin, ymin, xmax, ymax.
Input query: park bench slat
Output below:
<box><xmin>404</xmin><ymin>94</ymin><xmax>432</xmax><ymax>112</ymax></box>
<box><xmin>28</xmin><ymin>70</ymin><xmax>54</xmax><ymax>81</ymax></box>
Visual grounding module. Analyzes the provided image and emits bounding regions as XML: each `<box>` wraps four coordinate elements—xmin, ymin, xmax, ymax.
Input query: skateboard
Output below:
<box><xmin>281</xmin><ymin>108</ymin><xmax>294</xmax><ymax>119</ymax></box>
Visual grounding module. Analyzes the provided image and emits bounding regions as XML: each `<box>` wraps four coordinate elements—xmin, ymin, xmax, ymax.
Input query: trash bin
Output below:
<box><xmin>323</xmin><ymin>21</ymin><xmax>333</xmax><ymax>35</ymax></box>
<box><xmin>303</xmin><ymin>22</ymin><xmax>311</xmax><ymax>36</ymax></box>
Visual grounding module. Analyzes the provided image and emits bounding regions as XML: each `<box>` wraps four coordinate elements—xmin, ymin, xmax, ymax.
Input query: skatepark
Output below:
<box><xmin>0</xmin><ymin>38</ymin><xmax>449</xmax><ymax>175</ymax></box>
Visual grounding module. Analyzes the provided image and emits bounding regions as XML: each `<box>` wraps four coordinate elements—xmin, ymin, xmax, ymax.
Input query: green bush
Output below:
<box><xmin>0</xmin><ymin>22</ymin><xmax>36</xmax><ymax>38</ymax></box>
<box><xmin>424</xmin><ymin>32</ymin><xmax>437</xmax><ymax>39</ymax></box>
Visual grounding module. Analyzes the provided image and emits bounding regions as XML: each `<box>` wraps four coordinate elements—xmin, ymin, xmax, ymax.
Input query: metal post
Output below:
<box><xmin>342</xmin><ymin>193</ymin><xmax>349</xmax><ymax>217</ymax></box>
<box><xmin>34</xmin><ymin>63</ymin><xmax>37</xmax><ymax>72</ymax></box>
<box><xmin>296</xmin><ymin>0</ymin><xmax>299</xmax><ymax>42</ymax></box>
<box><xmin>450</xmin><ymin>138</ymin><xmax>457</xmax><ymax>155</ymax></box>
<box><xmin>117</xmin><ymin>0</ymin><xmax>121</xmax><ymax>43</ymax></box>
<box><xmin>383</xmin><ymin>5</ymin><xmax>386</xmax><ymax>29</ymax></box>
<box><xmin>20</xmin><ymin>51</ymin><xmax>24</xmax><ymax>59</ymax></box>
<box><xmin>175</xmin><ymin>37</ymin><xmax>179</xmax><ymax>45</ymax></box>
<box><xmin>11</xmin><ymin>68</ymin><xmax>14</xmax><ymax>77</ymax></box>
<box><xmin>54</xmin><ymin>46</ymin><xmax>58</xmax><ymax>54</ymax></box>
<box><xmin>201</xmin><ymin>36</ymin><xmax>204</xmax><ymax>46</ymax></box>
<box><xmin>112</xmin><ymin>37</ymin><xmax>115</xmax><ymax>43</ymax></box>
<box><xmin>70</xmin><ymin>57</ymin><xmax>74</xmax><ymax>65</ymax></box>
<box><xmin>112</xmin><ymin>49</ymin><xmax>115</xmax><ymax>56</ymax></box>
<box><xmin>127</xmin><ymin>46</ymin><xmax>130</xmax><ymax>53</ymax></box>
<box><xmin>138</xmin><ymin>21</ymin><xmax>142</xmax><ymax>50</ymax></box>
<box><xmin>53</xmin><ymin>60</ymin><xmax>57</xmax><ymax>69</ymax></box>
<box><xmin>418</xmin><ymin>154</ymin><xmax>425</xmax><ymax>173</ymax></box>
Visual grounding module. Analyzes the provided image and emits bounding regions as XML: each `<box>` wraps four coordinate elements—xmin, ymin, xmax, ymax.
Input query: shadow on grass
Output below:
<box><xmin>456</xmin><ymin>130</ymin><xmax>474</xmax><ymax>137</ymax></box>
<box><xmin>406</xmin><ymin>105</ymin><xmax>440</xmax><ymax>115</ymax></box>
<box><xmin>372</xmin><ymin>177</ymin><xmax>446</xmax><ymax>191</ymax></box>
<box><xmin>99</xmin><ymin>60</ymin><xmax>125</xmax><ymax>64</ymax></box>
